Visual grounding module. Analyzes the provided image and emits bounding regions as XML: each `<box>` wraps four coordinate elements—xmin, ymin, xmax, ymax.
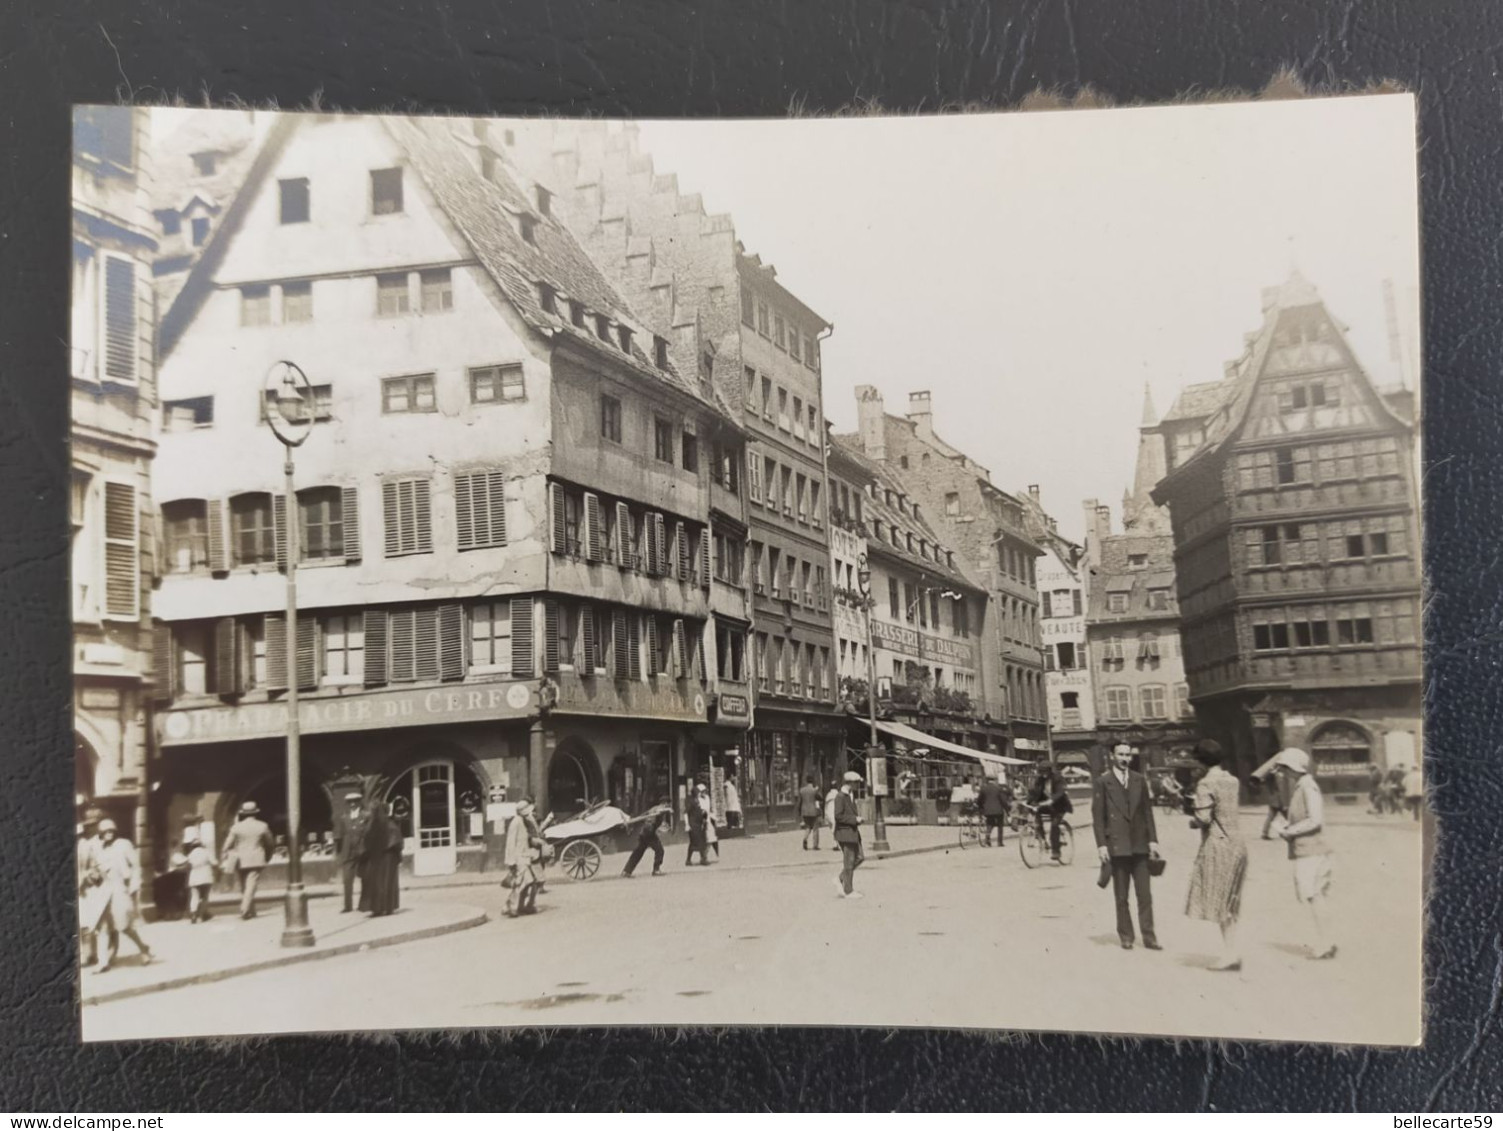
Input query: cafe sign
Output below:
<box><xmin>869</xmin><ymin>618</ymin><xmax>976</xmax><ymax>669</ymax></box>
<box><xmin>159</xmin><ymin>682</ymin><xmax>534</xmax><ymax>746</ymax></box>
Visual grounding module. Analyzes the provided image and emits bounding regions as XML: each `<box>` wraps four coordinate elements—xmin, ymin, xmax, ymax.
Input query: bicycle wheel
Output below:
<box><xmin>958</xmin><ymin>817</ymin><xmax>978</xmax><ymax>849</ymax></box>
<box><xmin>1055</xmin><ymin>823</ymin><xmax>1074</xmax><ymax>866</ymax></box>
<box><xmin>1018</xmin><ymin>826</ymin><xmax>1042</xmax><ymax>869</ymax></box>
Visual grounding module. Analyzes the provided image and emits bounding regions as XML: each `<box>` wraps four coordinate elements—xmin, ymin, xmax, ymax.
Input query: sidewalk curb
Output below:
<box><xmin>81</xmin><ymin>906</ymin><xmax>489</xmax><ymax>1007</ymax></box>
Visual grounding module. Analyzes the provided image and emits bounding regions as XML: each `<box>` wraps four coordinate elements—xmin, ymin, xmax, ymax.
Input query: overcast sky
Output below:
<box><xmin>635</xmin><ymin>96</ymin><xmax>1420</xmax><ymax>541</ymax></box>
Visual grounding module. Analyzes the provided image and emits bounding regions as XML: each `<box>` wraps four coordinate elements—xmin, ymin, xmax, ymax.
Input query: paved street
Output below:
<box><xmin>83</xmin><ymin>810</ymin><xmax>1422</xmax><ymax>1045</ymax></box>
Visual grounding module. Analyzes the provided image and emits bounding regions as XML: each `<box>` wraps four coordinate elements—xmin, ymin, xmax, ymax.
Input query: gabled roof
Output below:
<box><xmin>1161</xmin><ymin>379</ymin><xmax>1235</xmax><ymax>424</ymax></box>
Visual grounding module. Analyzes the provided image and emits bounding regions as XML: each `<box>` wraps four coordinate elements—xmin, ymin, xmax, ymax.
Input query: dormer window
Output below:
<box><xmin>594</xmin><ymin>315</ymin><xmax>611</xmax><ymax>342</ymax></box>
<box><xmin>190</xmin><ymin>217</ymin><xmax>210</xmax><ymax>246</ymax></box>
<box><xmin>192</xmin><ymin>151</ymin><xmax>217</xmax><ymax>176</ymax></box>
<box><xmin>653</xmin><ymin>336</ymin><xmax>669</xmax><ymax>369</ymax></box>
<box><xmin>617</xmin><ymin>325</ymin><xmax>633</xmax><ymax>354</ymax></box>
<box><xmin>534</xmin><ymin>185</ymin><xmax>552</xmax><ymax>216</ymax></box>
<box><xmin>518</xmin><ymin>212</ymin><xmax>537</xmax><ymax>245</ymax></box>
<box><xmin>160</xmin><ymin>213</ymin><xmax>181</xmax><ymax>236</ymax></box>
<box><xmin>569</xmin><ymin>301</ymin><xmax>586</xmax><ymax>328</ymax></box>
<box><xmin>1128</xmin><ymin>553</ymin><xmax>1148</xmax><ymax>570</ymax></box>
<box><xmin>537</xmin><ymin>283</ymin><xmax>557</xmax><ymax>315</ymax></box>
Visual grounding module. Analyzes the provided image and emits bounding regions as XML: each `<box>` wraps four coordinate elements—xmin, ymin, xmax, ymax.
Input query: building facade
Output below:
<box><xmin>72</xmin><ymin>106</ymin><xmax>159</xmax><ymax>851</ymax></box>
<box><xmin>1152</xmin><ymin>272</ymin><xmax>1422</xmax><ymax>791</ymax></box>
<box><xmin>150</xmin><ymin>114</ymin><xmax>744</xmax><ymax>875</ymax></box>
<box><xmin>506</xmin><ymin>122</ymin><xmax>843</xmax><ymax>826</ymax></box>
<box><xmin>844</xmin><ymin>387</ymin><xmax>1049</xmax><ymax>760</ymax></box>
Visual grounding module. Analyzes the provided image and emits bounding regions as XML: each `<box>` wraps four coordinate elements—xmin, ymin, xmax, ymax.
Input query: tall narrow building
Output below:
<box><xmin>1152</xmin><ymin>272</ymin><xmax>1422</xmax><ymax>789</ymax></box>
<box><xmin>72</xmin><ymin>106</ymin><xmax>158</xmax><ymax>853</ymax></box>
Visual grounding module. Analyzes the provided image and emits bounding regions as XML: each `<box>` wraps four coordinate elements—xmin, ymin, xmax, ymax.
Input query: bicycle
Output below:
<box><xmin>1017</xmin><ymin>802</ymin><xmax>1074</xmax><ymax>869</ymax></box>
<box><xmin>956</xmin><ymin>802</ymin><xmax>983</xmax><ymax>849</ymax></box>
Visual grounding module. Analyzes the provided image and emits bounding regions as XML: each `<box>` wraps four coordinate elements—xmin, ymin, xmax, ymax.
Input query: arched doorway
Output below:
<box><xmin>385</xmin><ymin>759</ymin><xmax>486</xmax><ymax>876</ymax></box>
<box><xmin>548</xmin><ymin>738</ymin><xmax>602</xmax><ymax>818</ymax></box>
<box><xmin>1310</xmin><ymin>721</ymin><xmax>1373</xmax><ymax>773</ymax></box>
<box><xmin>74</xmin><ymin>735</ymin><xmax>98</xmax><ymax>816</ymax></box>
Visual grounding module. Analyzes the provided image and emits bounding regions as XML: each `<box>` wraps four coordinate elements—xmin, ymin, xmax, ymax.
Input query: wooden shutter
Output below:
<box><xmin>363</xmin><ymin>609</ymin><xmax>388</xmax><ymax>687</ymax></box>
<box><xmin>341</xmin><ymin>487</ymin><xmax>361</xmax><ymax>561</ymax></box>
<box><xmin>413</xmin><ymin>480</ymin><xmax>432</xmax><ymax>553</ymax></box>
<box><xmin>627</xmin><ymin>613</ymin><xmax>640</xmax><ymax>678</ymax></box>
<box><xmin>484</xmin><ymin>470</ymin><xmax>507</xmax><ymax>547</ymax></box>
<box><xmin>207</xmin><ymin>499</ymin><xmax>229</xmax><ymax>574</ymax></box>
<box><xmin>213</xmin><ymin>617</ymin><xmax>239</xmax><ymax>695</ymax></box>
<box><xmin>672</xmin><ymin>619</ymin><xmax>687</xmax><ymax>678</ymax></box>
<box><xmin>646</xmin><ymin>617</ymin><xmax>661</xmax><ymax>676</ymax></box>
<box><xmin>439</xmin><ymin>604</ymin><xmax>464</xmax><ymax>681</ymax></box>
<box><xmin>455</xmin><ymin>473</ymin><xmax>475</xmax><ymax>550</ymax></box>
<box><xmin>643</xmin><ymin>513</ymin><xmax>658</xmax><ymax>575</ymax></box>
<box><xmin>100</xmin><ymin>253</ymin><xmax>138</xmax><ymax>384</ymax></box>
<box><xmin>382</xmin><ymin>481</ymin><xmax>400</xmax><ymax>556</ymax></box>
<box><xmin>152</xmin><ymin>624</ymin><xmax>174</xmax><ymax>702</ymax></box>
<box><xmin>549</xmin><ymin>482</ymin><xmax>566</xmax><ymax>553</ymax></box>
<box><xmin>615</xmin><ymin>502</ymin><xmax>632</xmax><ymax>567</ymax></box>
<box><xmin>273</xmin><ymin>492</ymin><xmax>289</xmax><ymax>570</ymax></box>
<box><xmin>415</xmin><ymin>607</ymin><xmax>440</xmax><ymax>682</ymax></box>
<box><xmin>295</xmin><ymin>615</ymin><xmax>318</xmax><ymax>690</ymax></box>
<box><xmin>510</xmin><ymin>597</ymin><xmax>534</xmax><ymax>677</ymax></box>
<box><xmin>265</xmin><ymin>614</ymin><xmax>288</xmax><ymax>691</ymax></box>
<box><xmin>389</xmin><ymin>609</ymin><xmax>415</xmax><ymax>682</ymax></box>
<box><xmin>581</xmin><ymin>606</ymin><xmax>598</xmax><ymax>671</ymax></box>
<box><xmin>543</xmin><ymin>600</ymin><xmax>561</xmax><ymax>673</ymax></box>
<box><xmin>383</xmin><ymin>479</ymin><xmax>433</xmax><ymax>556</ymax></box>
<box><xmin>675</xmin><ymin>522</ymin><xmax>689</xmax><ymax>580</ymax></box>
<box><xmin>584</xmin><ymin>494</ymin><xmax>603</xmax><ymax>562</ymax></box>
<box><xmin>654</xmin><ymin>514</ymin><xmax>668</xmax><ymax>575</ymax></box>
<box><xmin>102</xmin><ymin>481</ymin><xmax>139</xmax><ymax>618</ymax></box>
<box><xmin>700</xmin><ymin>530</ymin><xmax>712</xmax><ymax>591</ymax></box>
<box><xmin>612</xmin><ymin>609</ymin><xmax>630</xmax><ymax>676</ymax></box>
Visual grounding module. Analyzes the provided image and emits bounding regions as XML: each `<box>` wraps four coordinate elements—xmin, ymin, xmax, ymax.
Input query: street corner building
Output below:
<box><xmin>143</xmin><ymin>112</ymin><xmax>770</xmax><ymax>881</ymax></box>
<box><xmin>1150</xmin><ymin>271</ymin><xmax>1422</xmax><ymax>794</ymax></box>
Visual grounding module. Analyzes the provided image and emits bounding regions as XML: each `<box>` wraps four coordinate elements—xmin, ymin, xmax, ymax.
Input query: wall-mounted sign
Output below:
<box><xmin>869</xmin><ymin>618</ymin><xmax>976</xmax><ymax>669</ymax></box>
<box><xmin>159</xmin><ymin>682</ymin><xmax>534</xmax><ymax>746</ymax></box>
<box><xmin>716</xmin><ymin>693</ymin><xmax>750</xmax><ymax>720</ymax></box>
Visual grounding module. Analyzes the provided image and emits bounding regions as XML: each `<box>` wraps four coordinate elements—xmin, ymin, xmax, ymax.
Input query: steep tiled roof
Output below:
<box><xmin>387</xmin><ymin>117</ymin><xmax>712</xmax><ymax>407</ymax></box>
<box><xmin>1087</xmin><ymin>533</ymin><xmax>1179</xmax><ymax>622</ymax></box>
<box><xmin>1161</xmin><ymin>379</ymin><xmax>1235</xmax><ymax>423</ymax></box>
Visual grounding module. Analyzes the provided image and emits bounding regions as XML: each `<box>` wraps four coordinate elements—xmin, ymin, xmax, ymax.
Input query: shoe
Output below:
<box><xmin>340</xmin><ymin>908</ymin><xmax>352</xmax><ymax>914</ymax></box>
<box><xmin>1310</xmin><ymin>945</ymin><xmax>1339</xmax><ymax>961</ymax></box>
<box><xmin>1209</xmin><ymin>958</ymin><xmax>1242</xmax><ymax>972</ymax></box>
<box><xmin>651</xmin><ymin>870</ymin><xmax>663</xmax><ymax>877</ymax></box>
<box><xmin>621</xmin><ymin>872</ymin><xmax>634</xmax><ymax>879</ymax></box>
<box><xmin>846</xmin><ymin>891</ymin><xmax>864</xmax><ymax>900</ymax></box>
<box><xmin>1144</xmin><ymin>941</ymin><xmax>1163</xmax><ymax>951</ymax></box>
<box><xmin>96</xmin><ymin>964</ymin><xmax>112</xmax><ymax>974</ymax></box>
<box><xmin>138</xmin><ymin>952</ymin><xmax>156</xmax><ymax>966</ymax></box>
<box><xmin>1120</xmin><ymin>940</ymin><xmax>1134</xmax><ymax>950</ymax></box>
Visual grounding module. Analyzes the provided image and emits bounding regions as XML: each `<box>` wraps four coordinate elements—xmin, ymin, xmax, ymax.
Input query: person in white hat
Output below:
<box><xmin>87</xmin><ymin>819</ymin><xmax>155</xmax><ymax>972</ymax></box>
<box><xmin>335</xmin><ymin>791</ymin><xmax>368</xmax><ymax>914</ymax></box>
<box><xmin>221</xmin><ymin>800</ymin><xmax>275</xmax><ymax>920</ymax></box>
<box><xmin>1274</xmin><ymin>748</ymin><xmax>1337</xmax><ymax>960</ymax></box>
<box><xmin>832</xmin><ymin>771</ymin><xmax>866</xmax><ymax>899</ymax></box>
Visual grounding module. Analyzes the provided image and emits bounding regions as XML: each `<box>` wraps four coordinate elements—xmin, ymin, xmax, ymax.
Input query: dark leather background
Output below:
<box><xmin>2</xmin><ymin>0</ymin><xmax>1499</xmax><ymax>1112</ymax></box>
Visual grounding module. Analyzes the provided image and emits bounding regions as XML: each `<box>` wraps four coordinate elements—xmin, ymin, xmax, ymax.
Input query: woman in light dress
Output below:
<box><xmin>81</xmin><ymin>819</ymin><xmax>155</xmax><ymax>972</ymax></box>
<box><xmin>1184</xmin><ymin>740</ymin><xmax>1248</xmax><ymax>972</ymax></box>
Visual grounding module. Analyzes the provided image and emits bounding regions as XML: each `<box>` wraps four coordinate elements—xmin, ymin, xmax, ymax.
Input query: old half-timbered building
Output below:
<box><xmin>150</xmin><ymin>113</ymin><xmax>736</xmax><ymax>876</ymax></box>
<box><xmin>1151</xmin><ymin>271</ymin><xmax>1422</xmax><ymax>793</ymax></box>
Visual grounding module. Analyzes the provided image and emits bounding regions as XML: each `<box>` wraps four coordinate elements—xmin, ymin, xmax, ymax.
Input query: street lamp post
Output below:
<box><xmin>857</xmin><ymin>555</ymin><xmax>889</xmax><ymax>853</ymax></box>
<box><xmin>264</xmin><ymin>361</ymin><xmax>317</xmax><ymax>949</ymax></box>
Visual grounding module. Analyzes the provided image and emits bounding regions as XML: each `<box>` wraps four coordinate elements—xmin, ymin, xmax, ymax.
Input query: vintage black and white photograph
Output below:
<box><xmin>70</xmin><ymin>94</ymin><xmax>1422</xmax><ymax>1044</ymax></box>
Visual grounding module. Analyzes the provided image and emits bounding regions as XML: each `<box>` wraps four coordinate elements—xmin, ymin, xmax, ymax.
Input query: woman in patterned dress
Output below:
<box><xmin>1185</xmin><ymin>739</ymin><xmax>1248</xmax><ymax>972</ymax></box>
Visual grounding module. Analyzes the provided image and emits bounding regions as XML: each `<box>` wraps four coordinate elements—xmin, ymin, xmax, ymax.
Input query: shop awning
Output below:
<box><xmin>873</xmin><ymin>719</ymin><xmax>1031</xmax><ymax>769</ymax></box>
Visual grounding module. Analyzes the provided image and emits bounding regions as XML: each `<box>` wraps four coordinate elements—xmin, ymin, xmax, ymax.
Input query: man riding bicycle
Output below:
<box><xmin>1027</xmin><ymin>766</ymin><xmax>1074</xmax><ymax>862</ymax></box>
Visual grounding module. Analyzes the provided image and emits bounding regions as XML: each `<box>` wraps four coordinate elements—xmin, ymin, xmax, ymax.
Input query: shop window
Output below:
<box><xmin>1311</xmin><ymin>721</ymin><xmax>1372</xmax><ymax>771</ymax></box>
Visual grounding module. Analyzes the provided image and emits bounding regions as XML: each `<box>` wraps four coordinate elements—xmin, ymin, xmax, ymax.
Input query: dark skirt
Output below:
<box><xmin>361</xmin><ymin>849</ymin><xmax>401</xmax><ymax>916</ymax></box>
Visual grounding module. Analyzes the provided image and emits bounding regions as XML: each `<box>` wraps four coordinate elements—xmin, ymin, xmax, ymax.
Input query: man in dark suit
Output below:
<box><xmin>334</xmin><ymin>791</ymin><xmax>368</xmax><ymax>913</ymax></box>
<box><xmin>976</xmin><ymin>774</ymin><xmax>1011</xmax><ymax>847</ymax></box>
<box><xmin>1092</xmin><ymin>742</ymin><xmax>1162</xmax><ymax>950</ymax></box>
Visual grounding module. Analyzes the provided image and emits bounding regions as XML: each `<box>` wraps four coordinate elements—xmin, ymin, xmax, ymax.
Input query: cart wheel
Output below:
<box><xmin>559</xmin><ymin>839</ymin><xmax>602</xmax><ymax>881</ymax></box>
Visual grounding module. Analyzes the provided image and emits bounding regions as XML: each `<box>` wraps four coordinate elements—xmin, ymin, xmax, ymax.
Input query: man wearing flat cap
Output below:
<box><xmin>1092</xmin><ymin>742</ymin><xmax>1162</xmax><ymax>950</ymax></box>
<box><xmin>832</xmin><ymin>771</ymin><xmax>866</xmax><ymax>899</ymax></box>
<box><xmin>222</xmin><ymin>800</ymin><xmax>275</xmax><ymax>920</ymax></box>
<box><xmin>334</xmin><ymin>791</ymin><xmax>369</xmax><ymax>914</ymax></box>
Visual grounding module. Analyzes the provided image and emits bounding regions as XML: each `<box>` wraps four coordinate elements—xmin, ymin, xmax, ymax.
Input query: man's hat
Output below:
<box><xmin>239</xmin><ymin>801</ymin><xmax>260</xmax><ymax>816</ymax></box>
<box><xmin>97</xmin><ymin>818</ymin><xmax>117</xmax><ymax>833</ymax></box>
<box><xmin>842</xmin><ymin>771</ymin><xmax>863</xmax><ymax>783</ymax></box>
<box><xmin>344</xmin><ymin>791</ymin><xmax>363</xmax><ymax>802</ymax></box>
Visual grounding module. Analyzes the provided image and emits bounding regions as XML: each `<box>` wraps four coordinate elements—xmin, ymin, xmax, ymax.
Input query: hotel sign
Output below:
<box><xmin>159</xmin><ymin>682</ymin><xmax>534</xmax><ymax>746</ymax></box>
<box><xmin>869</xmin><ymin>619</ymin><xmax>976</xmax><ymax>670</ymax></box>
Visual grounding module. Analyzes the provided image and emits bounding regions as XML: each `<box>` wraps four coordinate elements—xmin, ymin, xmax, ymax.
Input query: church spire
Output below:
<box><xmin>1140</xmin><ymin>382</ymin><xmax>1158</xmax><ymax>428</ymax></box>
<box><xmin>1122</xmin><ymin>389</ymin><xmax>1172</xmax><ymax>535</ymax></box>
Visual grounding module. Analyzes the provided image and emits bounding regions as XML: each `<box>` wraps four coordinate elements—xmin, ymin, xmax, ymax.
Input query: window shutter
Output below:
<box><xmin>415</xmin><ymin>607</ymin><xmax>440</xmax><ymax>682</ymax></box>
<box><xmin>382</xmin><ymin>481</ymin><xmax>400</xmax><ymax>557</ymax></box>
<box><xmin>582</xmin><ymin>606</ymin><xmax>598</xmax><ymax>671</ymax></box>
<box><xmin>265</xmin><ymin>614</ymin><xmax>288</xmax><ymax>691</ymax></box>
<box><xmin>213</xmin><ymin>617</ymin><xmax>239</xmax><ymax>695</ymax></box>
<box><xmin>439</xmin><ymin>604</ymin><xmax>464</xmax><ymax>682</ymax></box>
<box><xmin>413</xmin><ymin>479</ymin><xmax>433</xmax><ymax>553</ymax></box>
<box><xmin>643</xmin><ymin>514</ymin><xmax>659</xmax><ymax>575</ymax></box>
<box><xmin>486</xmin><ymin>470</ymin><xmax>507</xmax><ymax>547</ymax></box>
<box><xmin>584</xmin><ymin>493</ymin><xmax>603</xmax><ymax>562</ymax></box>
<box><xmin>691</xmin><ymin>632</ymin><xmax>704</xmax><ymax>681</ymax></box>
<box><xmin>543</xmin><ymin>600</ymin><xmax>561</xmax><ymax>673</ymax></box>
<box><xmin>549</xmin><ymin>482</ymin><xmax>566</xmax><ymax>553</ymax></box>
<box><xmin>363</xmin><ymin>609</ymin><xmax>388</xmax><ymax>687</ymax></box>
<box><xmin>100</xmin><ymin>253</ymin><xmax>138</xmax><ymax>384</ymax></box>
<box><xmin>647</xmin><ymin>618</ymin><xmax>661</xmax><ymax>675</ymax></box>
<box><xmin>615</xmin><ymin>502</ymin><xmax>632</xmax><ymax>567</ymax></box>
<box><xmin>389</xmin><ymin>610</ymin><xmax>415</xmax><ymax>682</ymax></box>
<box><xmin>510</xmin><ymin>597</ymin><xmax>534</xmax><ymax>677</ymax></box>
<box><xmin>207</xmin><ymin>499</ymin><xmax>229</xmax><ymax>574</ymax></box>
<box><xmin>455</xmin><ymin>473</ymin><xmax>475</xmax><ymax>550</ymax></box>
<box><xmin>672</xmin><ymin>619</ymin><xmax>687</xmax><ymax>678</ymax></box>
<box><xmin>273</xmin><ymin>493</ymin><xmax>289</xmax><ymax>571</ymax></box>
<box><xmin>655</xmin><ymin>514</ymin><xmax>668</xmax><ymax>575</ymax></box>
<box><xmin>341</xmin><ymin>487</ymin><xmax>361</xmax><ymax>561</ymax></box>
<box><xmin>102</xmin><ymin>481</ymin><xmax>139</xmax><ymax>619</ymax></box>
<box><xmin>700</xmin><ymin>530</ymin><xmax>712</xmax><ymax>591</ymax></box>
<box><xmin>675</xmin><ymin>521</ymin><xmax>689</xmax><ymax>580</ymax></box>
<box><xmin>1073</xmin><ymin>590</ymin><xmax>1083</xmax><ymax>616</ymax></box>
<box><xmin>152</xmin><ymin>624</ymin><xmax>174</xmax><ymax>702</ymax></box>
<box><xmin>612</xmin><ymin>609</ymin><xmax>630</xmax><ymax>677</ymax></box>
<box><xmin>296</xmin><ymin>615</ymin><xmax>318</xmax><ymax>690</ymax></box>
<box><xmin>627</xmin><ymin>613</ymin><xmax>640</xmax><ymax>678</ymax></box>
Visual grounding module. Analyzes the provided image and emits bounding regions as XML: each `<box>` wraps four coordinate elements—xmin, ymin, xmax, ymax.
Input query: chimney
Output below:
<box><xmin>908</xmin><ymin>390</ymin><xmax>934</xmax><ymax>440</ymax></box>
<box><xmin>1028</xmin><ymin>484</ymin><xmax>1040</xmax><ymax>501</ymax></box>
<box><xmin>855</xmin><ymin>385</ymin><xmax>887</xmax><ymax>463</ymax></box>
